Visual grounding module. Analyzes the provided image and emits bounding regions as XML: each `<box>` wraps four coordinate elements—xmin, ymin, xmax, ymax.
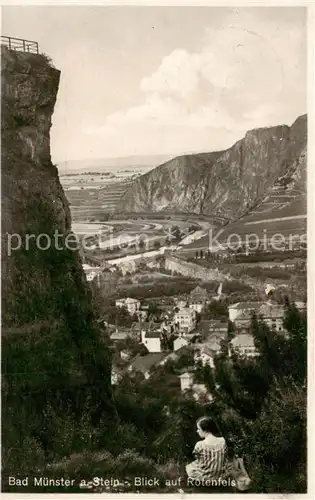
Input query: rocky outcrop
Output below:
<box><xmin>117</xmin><ymin>115</ymin><xmax>307</xmax><ymax>222</ymax></box>
<box><xmin>1</xmin><ymin>46</ymin><xmax>114</xmax><ymax>475</ymax></box>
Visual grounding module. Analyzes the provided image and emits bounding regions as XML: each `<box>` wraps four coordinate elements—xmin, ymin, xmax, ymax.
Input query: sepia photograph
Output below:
<box><xmin>1</xmin><ymin>3</ymin><xmax>310</xmax><ymax>495</ymax></box>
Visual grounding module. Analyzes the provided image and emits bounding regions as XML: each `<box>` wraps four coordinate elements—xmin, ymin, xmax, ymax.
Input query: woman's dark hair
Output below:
<box><xmin>197</xmin><ymin>416</ymin><xmax>221</xmax><ymax>436</ymax></box>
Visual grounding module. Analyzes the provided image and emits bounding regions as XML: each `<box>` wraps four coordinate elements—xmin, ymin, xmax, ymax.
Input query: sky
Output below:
<box><xmin>2</xmin><ymin>6</ymin><xmax>307</xmax><ymax>165</ymax></box>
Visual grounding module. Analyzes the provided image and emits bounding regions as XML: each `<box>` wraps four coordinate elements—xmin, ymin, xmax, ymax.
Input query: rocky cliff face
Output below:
<box><xmin>1</xmin><ymin>46</ymin><xmax>114</xmax><ymax>469</ymax></box>
<box><xmin>117</xmin><ymin>115</ymin><xmax>307</xmax><ymax>222</ymax></box>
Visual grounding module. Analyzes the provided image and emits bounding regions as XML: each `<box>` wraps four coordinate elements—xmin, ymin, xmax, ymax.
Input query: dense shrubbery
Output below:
<box><xmin>199</xmin><ymin>301</ymin><xmax>307</xmax><ymax>492</ymax></box>
<box><xmin>3</xmin><ymin>293</ymin><xmax>307</xmax><ymax>493</ymax></box>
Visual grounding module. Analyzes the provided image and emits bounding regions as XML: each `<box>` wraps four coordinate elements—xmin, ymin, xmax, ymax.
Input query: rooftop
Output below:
<box><xmin>229</xmin><ymin>301</ymin><xmax>264</xmax><ymax>311</ymax></box>
<box><xmin>145</xmin><ymin>330</ymin><xmax>161</xmax><ymax>339</ymax></box>
<box><xmin>231</xmin><ymin>334</ymin><xmax>256</xmax><ymax>348</ymax></box>
<box><xmin>129</xmin><ymin>352</ymin><xmax>168</xmax><ymax>374</ymax></box>
<box><xmin>175</xmin><ymin>307</ymin><xmax>195</xmax><ymax>315</ymax></box>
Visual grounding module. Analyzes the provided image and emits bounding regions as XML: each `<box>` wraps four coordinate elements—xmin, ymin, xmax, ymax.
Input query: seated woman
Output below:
<box><xmin>186</xmin><ymin>416</ymin><xmax>227</xmax><ymax>483</ymax></box>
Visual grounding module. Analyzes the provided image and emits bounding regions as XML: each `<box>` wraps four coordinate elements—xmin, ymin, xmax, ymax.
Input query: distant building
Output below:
<box><xmin>229</xmin><ymin>334</ymin><xmax>258</xmax><ymax>357</ymax></box>
<box><xmin>193</xmin><ymin>340</ymin><xmax>222</xmax><ymax>369</ymax></box>
<box><xmin>228</xmin><ymin>300</ymin><xmax>295</xmax><ymax>332</ymax></box>
<box><xmin>190</xmin><ymin>285</ymin><xmax>208</xmax><ymax>300</ymax></box>
<box><xmin>173</xmin><ymin>336</ymin><xmax>189</xmax><ymax>351</ymax></box>
<box><xmin>179</xmin><ymin>371</ymin><xmax>195</xmax><ymax>392</ymax></box>
<box><xmin>207</xmin><ymin>320</ymin><xmax>228</xmax><ymax>337</ymax></box>
<box><xmin>115</xmin><ymin>297</ymin><xmax>141</xmax><ymax>315</ymax></box>
<box><xmin>174</xmin><ymin>307</ymin><xmax>196</xmax><ymax>333</ymax></box>
<box><xmin>189</xmin><ymin>300</ymin><xmax>204</xmax><ymax>314</ymax></box>
<box><xmin>228</xmin><ymin>302</ymin><xmax>262</xmax><ymax>324</ymax></box>
<box><xmin>189</xmin><ymin>286</ymin><xmax>209</xmax><ymax>313</ymax></box>
<box><xmin>141</xmin><ymin>327</ymin><xmax>162</xmax><ymax>353</ymax></box>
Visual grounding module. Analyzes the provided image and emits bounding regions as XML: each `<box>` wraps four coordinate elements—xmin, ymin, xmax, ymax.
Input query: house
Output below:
<box><xmin>190</xmin><ymin>285</ymin><xmax>208</xmax><ymax>299</ymax></box>
<box><xmin>229</xmin><ymin>334</ymin><xmax>258</xmax><ymax>357</ymax></box>
<box><xmin>189</xmin><ymin>300</ymin><xmax>204</xmax><ymax>314</ymax></box>
<box><xmin>228</xmin><ymin>301</ymin><xmax>287</xmax><ymax>331</ymax></box>
<box><xmin>115</xmin><ymin>297</ymin><xmax>141</xmax><ymax>315</ymax></box>
<box><xmin>208</xmin><ymin>320</ymin><xmax>228</xmax><ymax>336</ymax></box>
<box><xmin>128</xmin><ymin>352</ymin><xmax>169</xmax><ymax>379</ymax></box>
<box><xmin>174</xmin><ymin>307</ymin><xmax>196</xmax><ymax>333</ymax></box>
<box><xmin>189</xmin><ymin>286</ymin><xmax>209</xmax><ymax>313</ymax></box>
<box><xmin>193</xmin><ymin>340</ymin><xmax>222</xmax><ymax>369</ymax></box>
<box><xmin>228</xmin><ymin>302</ymin><xmax>262</xmax><ymax>323</ymax></box>
<box><xmin>179</xmin><ymin>371</ymin><xmax>195</xmax><ymax>392</ymax></box>
<box><xmin>141</xmin><ymin>327</ymin><xmax>162</xmax><ymax>353</ymax></box>
<box><xmin>173</xmin><ymin>336</ymin><xmax>189</xmax><ymax>351</ymax></box>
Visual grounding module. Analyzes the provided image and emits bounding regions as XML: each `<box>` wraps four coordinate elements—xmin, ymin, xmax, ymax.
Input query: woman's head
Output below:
<box><xmin>196</xmin><ymin>416</ymin><xmax>221</xmax><ymax>438</ymax></box>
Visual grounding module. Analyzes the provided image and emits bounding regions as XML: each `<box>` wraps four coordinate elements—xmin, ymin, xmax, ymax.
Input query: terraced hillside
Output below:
<box><xmin>61</xmin><ymin>178</ymin><xmax>133</xmax><ymax>220</ymax></box>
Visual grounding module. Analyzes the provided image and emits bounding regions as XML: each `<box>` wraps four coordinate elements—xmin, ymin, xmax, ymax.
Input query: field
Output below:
<box><xmin>59</xmin><ymin>165</ymin><xmax>153</xmax><ymax>219</ymax></box>
<box><xmin>61</xmin><ymin>164</ymin><xmax>306</xmax><ymax>265</ymax></box>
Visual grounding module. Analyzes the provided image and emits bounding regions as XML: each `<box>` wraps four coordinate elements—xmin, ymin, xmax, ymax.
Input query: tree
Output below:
<box><xmin>198</xmin><ymin>300</ymin><xmax>307</xmax><ymax>492</ymax></box>
<box><xmin>153</xmin><ymin>240</ymin><xmax>161</xmax><ymax>250</ymax></box>
<box><xmin>201</xmin><ymin>299</ymin><xmax>228</xmax><ymax>320</ymax></box>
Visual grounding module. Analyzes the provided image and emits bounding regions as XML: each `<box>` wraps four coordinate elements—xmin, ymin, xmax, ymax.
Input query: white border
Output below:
<box><xmin>0</xmin><ymin>2</ymin><xmax>314</xmax><ymax>500</ymax></box>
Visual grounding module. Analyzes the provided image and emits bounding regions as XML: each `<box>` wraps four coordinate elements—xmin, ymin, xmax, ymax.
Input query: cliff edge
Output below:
<box><xmin>117</xmin><ymin>115</ymin><xmax>306</xmax><ymax>221</ymax></box>
<box><xmin>1</xmin><ymin>46</ymin><xmax>114</xmax><ymax>477</ymax></box>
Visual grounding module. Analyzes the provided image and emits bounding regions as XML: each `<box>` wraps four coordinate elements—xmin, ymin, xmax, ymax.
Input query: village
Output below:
<box><xmin>95</xmin><ymin>283</ymin><xmax>306</xmax><ymax>402</ymax></box>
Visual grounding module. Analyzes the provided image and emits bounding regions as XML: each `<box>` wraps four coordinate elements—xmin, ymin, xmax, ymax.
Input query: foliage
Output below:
<box><xmin>101</xmin><ymin>305</ymin><xmax>137</xmax><ymax>327</ymax></box>
<box><xmin>201</xmin><ymin>299</ymin><xmax>228</xmax><ymax>320</ymax></box>
<box><xmin>196</xmin><ymin>300</ymin><xmax>307</xmax><ymax>492</ymax></box>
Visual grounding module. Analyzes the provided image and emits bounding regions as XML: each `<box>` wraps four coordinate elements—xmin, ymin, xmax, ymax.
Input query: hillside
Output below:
<box><xmin>117</xmin><ymin>115</ymin><xmax>307</xmax><ymax>223</ymax></box>
<box><xmin>57</xmin><ymin>154</ymin><xmax>172</xmax><ymax>175</ymax></box>
<box><xmin>1</xmin><ymin>46</ymin><xmax>114</xmax><ymax>482</ymax></box>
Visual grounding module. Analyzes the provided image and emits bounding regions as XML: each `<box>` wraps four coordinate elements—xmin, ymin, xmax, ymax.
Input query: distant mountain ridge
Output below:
<box><xmin>117</xmin><ymin>115</ymin><xmax>307</xmax><ymax>223</ymax></box>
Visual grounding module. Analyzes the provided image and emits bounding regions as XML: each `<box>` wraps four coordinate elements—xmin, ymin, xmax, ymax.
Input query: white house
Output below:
<box><xmin>228</xmin><ymin>301</ymin><xmax>285</xmax><ymax>331</ymax></box>
<box><xmin>141</xmin><ymin>329</ymin><xmax>162</xmax><ymax>353</ymax></box>
<box><xmin>115</xmin><ymin>297</ymin><xmax>141</xmax><ymax>315</ymax></box>
<box><xmin>173</xmin><ymin>336</ymin><xmax>189</xmax><ymax>351</ymax></box>
<box><xmin>174</xmin><ymin>307</ymin><xmax>196</xmax><ymax>333</ymax></box>
<box><xmin>229</xmin><ymin>334</ymin><xmax>258</xmax><ymax>357</ymax></box>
